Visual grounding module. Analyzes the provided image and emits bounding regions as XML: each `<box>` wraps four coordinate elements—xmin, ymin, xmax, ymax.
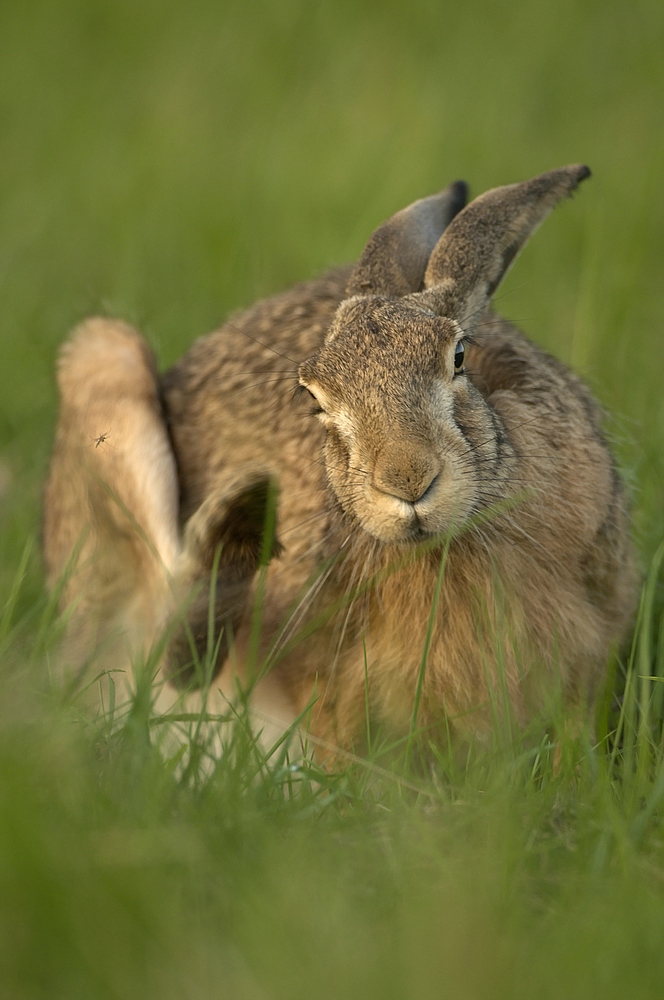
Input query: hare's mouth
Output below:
<box><xmin>366</xmin><ymin>519</ymin><xmax>446</xmax><ymax>546</ymax></box>
<box><xmin>408</xmin><ymin>521</ymin><xmax>434</xmax><ymax>543</ymax></box>
<box><xmin>369</xmin><ymin>496</ymin><xmax>471</xmax><ymax>545</ymax></box>
<box><xmin>346</xmin><ymin>467</ymin><xmax>474</xmax><ymax>544</ymax></box>
<box><xmin>357</xmin><ymin>502</ymin><xmax>445</xmax><ymax>545</ymax></box>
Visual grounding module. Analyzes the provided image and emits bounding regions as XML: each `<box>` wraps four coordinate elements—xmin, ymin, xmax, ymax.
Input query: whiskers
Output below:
<box><xmin>222</xmin><ymin>319</ymin><xmax>304</xmax><ymax>368</ymax></box>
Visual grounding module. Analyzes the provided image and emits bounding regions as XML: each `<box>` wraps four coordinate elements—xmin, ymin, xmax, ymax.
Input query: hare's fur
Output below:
<box><xmin>43</xmin><ymin>167</ymin><xmax>638</xmax><ymax>756</ymax></box>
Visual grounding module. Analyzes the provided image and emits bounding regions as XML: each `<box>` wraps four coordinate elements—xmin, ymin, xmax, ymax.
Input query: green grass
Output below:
<box><xmin>1</xmin><ymin>0</ymin><xmax>664</xmax><ymax>995</ymax></box>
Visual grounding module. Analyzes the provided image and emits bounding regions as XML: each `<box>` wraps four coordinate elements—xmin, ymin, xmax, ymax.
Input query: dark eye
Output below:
<box><xmin>454</xmin><ymin>340</ymin><xmax>465</xmax><ymax>373</ymax></box>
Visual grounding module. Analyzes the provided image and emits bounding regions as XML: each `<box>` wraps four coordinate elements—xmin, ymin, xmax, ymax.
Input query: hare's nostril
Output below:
<box><xmin>414</xmin><ymin>472</ymin><xmax>440</xmax><ymax>505</ymax></box>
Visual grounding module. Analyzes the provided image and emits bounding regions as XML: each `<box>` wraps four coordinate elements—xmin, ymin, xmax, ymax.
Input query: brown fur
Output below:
<box><xmin>43</xmin><ymin>168</ymin><xmax>638</xmax><ymax>757</ymax></box>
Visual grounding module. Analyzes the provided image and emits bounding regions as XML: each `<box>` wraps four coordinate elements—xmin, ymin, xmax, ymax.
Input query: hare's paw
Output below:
<box><xmin>166</xmin><ymin>467</ymin><xmax>282</xmax><ymax>687</ymax></box>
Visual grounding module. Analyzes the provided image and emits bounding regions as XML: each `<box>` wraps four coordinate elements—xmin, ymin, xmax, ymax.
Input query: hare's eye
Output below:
<box><xmin>304</xmin><ymin>387</ymin><xmax>324</xmax><ymax>414</ymax></box>
<box><xmin>454</xmin><ymin>340</ymin><xmax>465</xmax><ymax>373</ymax></box>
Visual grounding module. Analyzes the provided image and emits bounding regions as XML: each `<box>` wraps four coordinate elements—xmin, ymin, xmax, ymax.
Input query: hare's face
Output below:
<box><xmin>299</xmin><ymin>297</ymin><xmax>498</xmax><ymax>544</ymax></box>
<box><xmin>299</xmin><ymin>166</ymin><xmax>593</xmax><ymax>544</ymax></box>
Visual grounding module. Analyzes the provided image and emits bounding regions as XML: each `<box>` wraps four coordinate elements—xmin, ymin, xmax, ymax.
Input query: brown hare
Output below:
<box><xmin>43</xmin><ymin>165</ymin><xmax>638</xmax><ymax>758</ymax></box>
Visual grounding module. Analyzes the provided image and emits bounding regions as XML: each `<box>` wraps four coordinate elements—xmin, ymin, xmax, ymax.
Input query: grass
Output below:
<box><xmin>4</xmin><ymin>563</ymin><xmax>664</xmax><ymax>1000</ymax></box>
<box><xmin>1</xmin><ymin>0</ymin><xmax>664</xmax><ymax>995</ymax></box>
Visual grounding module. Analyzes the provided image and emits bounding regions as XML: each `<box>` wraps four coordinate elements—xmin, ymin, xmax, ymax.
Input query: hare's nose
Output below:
<box><xmin>373</xmin><ymin>448</ymin><xmax>441</xmax><ymax>505</ymax></box>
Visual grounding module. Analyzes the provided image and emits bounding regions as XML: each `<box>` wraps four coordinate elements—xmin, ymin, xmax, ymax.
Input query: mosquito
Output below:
<box><xmin>93</xmin><ymin>431</ymin><xmax>111</xmax><ymax>448</ymax></box>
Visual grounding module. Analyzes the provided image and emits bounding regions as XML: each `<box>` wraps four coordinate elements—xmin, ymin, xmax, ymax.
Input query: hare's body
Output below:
<box><xmin>44</xmin><ymin>167</ymin><xmax>638</xmax><ymax>756</ymax></box>
<box><xmin>162</xmin><ymin>281</ymin><xmax>633</xmax><ymax>746</ymax></box>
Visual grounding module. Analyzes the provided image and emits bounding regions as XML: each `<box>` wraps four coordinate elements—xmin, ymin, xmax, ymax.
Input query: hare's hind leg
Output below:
<box><xmin>44</xmin><ymin>320</ymin><xmax>296</xmax><ymax>746</ymax></box>
<box><xmin>43</xmin><ymin>318</ymin><xmax>180</xmax><ymax>704</ymax></box>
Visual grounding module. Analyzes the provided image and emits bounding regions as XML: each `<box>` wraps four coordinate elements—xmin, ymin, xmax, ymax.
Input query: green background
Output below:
<box><xmin>1</xmin><ymin>2</ymin><xmax>664</xmax><ymax>997</ymax></box>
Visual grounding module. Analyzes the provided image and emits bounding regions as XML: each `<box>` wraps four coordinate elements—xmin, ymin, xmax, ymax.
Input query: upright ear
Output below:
<box><xmin>420</xmin><ymin>165</ymin><xmax>591</xmax><ymax>331</ymax></box>
<box><xmin>346</xmin><ymin>181</ymin><xmax>468</xmax><ymax>298</ymax></box>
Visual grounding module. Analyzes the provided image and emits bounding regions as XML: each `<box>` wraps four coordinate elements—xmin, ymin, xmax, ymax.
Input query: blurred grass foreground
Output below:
<box><xmin>1</xmin><ymin>1</ymin><xmax>664</xmax><ymax>997</ymax></box>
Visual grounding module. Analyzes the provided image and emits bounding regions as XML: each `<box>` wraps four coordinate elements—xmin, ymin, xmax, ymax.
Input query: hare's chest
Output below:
<box><xmin>360</xmin><ymin>605</ymin><xmax>486</xmax><ymax>735</ymax></box>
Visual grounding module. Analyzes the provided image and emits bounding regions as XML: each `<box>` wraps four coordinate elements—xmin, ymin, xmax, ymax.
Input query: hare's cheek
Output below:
<box><xmin>452</xmin><ymin>392</ymin><xmax>499</xmax><ymax>464</ymax></box>
<box><xmin>325</xmin><ymin>424</ymin><xmax>349</xmax><ymax>460</ymax></box>
<box><xmin>324</xmin><ymin>428</ymin><xmax>350</xmax><ymax>490</ymax></box>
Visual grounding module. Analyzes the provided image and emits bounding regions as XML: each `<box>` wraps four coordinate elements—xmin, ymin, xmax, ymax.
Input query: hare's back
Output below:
<box><xmin>161</xmin><ymin>267</ymin><xmax>350</xmax><ymax>523</ymax></box>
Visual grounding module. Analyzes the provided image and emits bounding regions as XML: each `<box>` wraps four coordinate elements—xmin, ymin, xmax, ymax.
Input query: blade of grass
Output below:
<box><xmin>405</xmin><ymin>533</ymin><xmax>452</xmax><ymax>769</ymax></box>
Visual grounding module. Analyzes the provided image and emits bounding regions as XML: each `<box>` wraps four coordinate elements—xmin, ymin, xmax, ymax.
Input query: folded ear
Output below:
<box><xmin>420</xmin><ymin>165</ymin><xmax>591</xmax><ymax>331</ymax></box>
<box><xmin>346</xmin><ymin>181</ymin><xmax>468</xmax><ymax>298</ymax></box>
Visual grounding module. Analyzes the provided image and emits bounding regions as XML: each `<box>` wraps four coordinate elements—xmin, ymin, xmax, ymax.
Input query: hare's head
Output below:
<box><xmin>298</xmin><ymin>166</ymin><xmax>590</xmax><ymax>544</ymax></box>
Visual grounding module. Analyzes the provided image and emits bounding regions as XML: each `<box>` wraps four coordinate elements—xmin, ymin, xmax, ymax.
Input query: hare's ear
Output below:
<box><xmin>421</xmin><ymin>165</ymin><xmax>591</xmax><ymax>331</ymax></box>
<box><xmin>346</xmin><ymin>181</ymin><xmax>468</xmax><ymax>298</ymax></box>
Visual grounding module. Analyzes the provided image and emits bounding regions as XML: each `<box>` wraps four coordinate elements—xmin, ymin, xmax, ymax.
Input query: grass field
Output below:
<box><xmin>1</xmin><ymin>0</ymin><xmax>664</xmax><ymax>996</ymax></box>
